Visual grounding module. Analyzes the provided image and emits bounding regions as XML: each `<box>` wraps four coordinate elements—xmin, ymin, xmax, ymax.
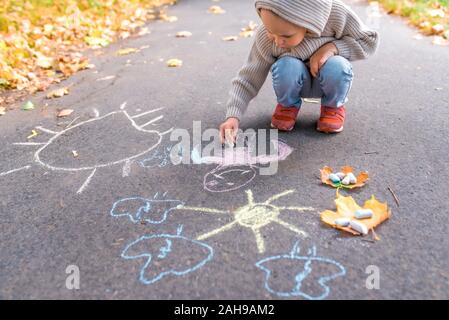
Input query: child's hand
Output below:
<box><xmin>310</xmin><ymin>43</ymin><xmax>338</xmax><ymax>78</ymax></box>
<box><xmin>219</xmin><ymin>117</ymin><xmax>240</xmax><ymax>145</ymax></box>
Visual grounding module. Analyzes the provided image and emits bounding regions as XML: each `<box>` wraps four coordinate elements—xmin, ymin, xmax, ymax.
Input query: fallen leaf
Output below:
<box><xmin>27</xmin><ymin>129</ymin><xmax>38</xmax><ymax>139</ymax></box>
<box><xmin>240</xmin><ymin>21</ymin><xmax>258</xmax><ymax>37</ymax></box>
<box><xmin>47</xmin><ymin>87</ymin><xmax>69</xmax><ymax>99</ymax></box>
<box><xmin>208</xmin><ymin>5</ymin><xmax>226</xmax><ymax>14</ymax></box>
<box><xmin>176</xmin><ymin>31</ymin><xmax>192</xmax><ymax>38</ymax></box>
<box><xmin>432</xmin><ymin>24</ymin><xmax>445</xmax><ymax>34</ymax></box>
<box><xmin>96</xmin><ymin>75</ymin><xmax>116</xmax><ymax>81</ymax></box>
<box><xmin>160</xmin><ymin>14</ymin><xmax>178</xmax><ymax>22</ymax></box>
<box><xmin>320</xmin><ymin>166</ymin><xmax>369</xmax><ymax>189</ymax></box>
<box><xmin>116</xmin><ymin>48</ymin><xmax>139</xmax><ymax>56</ymax></box>
<box><xmin>320</xmin><ymin>191</ymin><xmax>391</xmax><ymax>237</ymax></box>
<box><xmin>36</xmin><ymin>55</ymin><xmax>54</xmax><ymax>69</ymax></box>
<box><xmin>445</xmin><ymin>30</ymin><xmax>449</xmax><ymax>40</ymax></box>
<box><xmin>433</xmin><ymin>36</ymin><xmax>449</xmax><ymax>46</ymax></box>
<box><xmin>57</xmin><ymin>109</ymin><xmax>74</xmax><ymax>117</ymax></box>
<box><xmin>428</xmin><ymin>9</ymin><xmax>445</xmax><ymax>18</ymax></box>
<box><xmin>138</xmin><ymin>27</ymin><xmax>151</xmax><ymax>36</ymax></box>
<box><xmin>222</xmin><ymin>36</ymin><xmax>238</xmax><ymax>41</ymax></box>
<box><xmin>22</xmin><ymin>101</ymin><xmax>35</xmax><ymax>111</ymax></box>
<box><xmin>0</xmin><ymin>107</ymin><xmax>6</xmax><ymax>116</ymax></box>
<box><xmin>85</xmin><ymin>37</ymin><xmax>110</xmax><ymax>48</ymax></box>
<box><xmin>166</xmin><ymin>59</ymin><xmax>183</xmax><ymax>67</ymax></box>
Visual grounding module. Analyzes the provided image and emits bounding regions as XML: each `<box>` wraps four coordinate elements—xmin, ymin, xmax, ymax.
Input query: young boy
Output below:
<box><xmin>219</xmin><ymin>0</ymin><xmax>379</xmax><ymax>143</ymax></box>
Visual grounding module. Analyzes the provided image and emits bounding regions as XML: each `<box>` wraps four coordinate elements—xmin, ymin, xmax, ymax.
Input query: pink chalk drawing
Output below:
<box><xmin>192</xmin><ymin>139</ymin><xmax>294</xmax><ymax>193</ymax></box>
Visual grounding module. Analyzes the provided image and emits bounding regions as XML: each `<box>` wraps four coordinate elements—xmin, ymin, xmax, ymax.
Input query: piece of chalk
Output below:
<box><xmin>329</xmin><ymin>173</ymin><xmax>341</xmax><ymax>183</ymax></box>
<box><xmin>336</xmin><ymin>172</ymin><xmax>346</xmax><ymax>180</ymax></box>
<box><xmin>341</xmin><ymin>176</ymin><xmax>351</xmax><ymax>185</ymax></box>
<box><xmin>335</xmin><ymin>217</ymin><xmax>350</xmax><ymax>227</ymax></box>
<box><xmin>349</xmin><ymin>220</ymin><xmax>369</xmax><ymax>235</ymax></box>
<box><xmin>346</xmin><ymin>172</ymin><xmax>357</xmax><ymax>184</ymax></box>
<box><xmin>354</xmin><ymin>209</ymin><xmax>373</xmax><ymax>219</ymax></box>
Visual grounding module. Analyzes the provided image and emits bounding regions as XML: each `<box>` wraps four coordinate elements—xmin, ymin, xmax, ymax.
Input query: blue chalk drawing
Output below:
<box><xmin>255</xmin><ymin>240</ymin><xmax>346</xmax><ymax>300</ymax></box>
<box><xmin>157</xmin><ymin>239</ymin><xmax>172</xmax><ymax>259</ymax></box>
<box><xmin>139</xmin><ymin>144</ymin><xmax>182</xmax><ymax>168</ymax></box>
<box><xmin>121</xmin><ymin>225</ymin><xmax>214</xmax><ymax>285</ymax></box>
<box><xmin>110</xmin><ymin>192</ymin><xmax>184</xmax><ymax>224</ymax></box>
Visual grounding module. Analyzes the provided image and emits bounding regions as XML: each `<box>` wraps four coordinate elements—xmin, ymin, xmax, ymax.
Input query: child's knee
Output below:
<box><xmin>319</xmin><ymin>56</ymin><xmax>353</xmax><ymax>85</ymax></box>
<box><xmin>271</xmin><ymin>56</ymin><xmax>307</xmax><ymax>78</ymax></box>
<box><xmin>271</xmin><ymin>56</ymin><xmax>307</xmax><ymax>93</ymax></box>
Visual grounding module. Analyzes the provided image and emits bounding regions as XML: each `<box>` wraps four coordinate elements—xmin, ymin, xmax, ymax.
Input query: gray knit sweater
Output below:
<box><xmin>226</xmin><ymin>0</ymin><xmax>379</xmax><ymax>120</ymax></box>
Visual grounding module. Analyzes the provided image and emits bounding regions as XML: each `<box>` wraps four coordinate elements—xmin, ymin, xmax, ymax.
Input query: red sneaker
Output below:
<box><xmin>270</xmin><ymin>104</ymin><xmax>300</xmax><ymax>131</ymax></box>
<box><xmin>317</xmin><ymin>106</ymin><xmax>346</xmax><ymax>133</ymax></box>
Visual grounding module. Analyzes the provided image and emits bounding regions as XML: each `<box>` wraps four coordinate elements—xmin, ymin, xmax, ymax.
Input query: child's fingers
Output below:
<box><xmin>310</xmin><ymin>63</ymin><xmax>317</xmax><ymax>78</ymax></box>
<box><xmin>224</xmin><ymin>128</ymin><xmax>236</xmax><ymax>144</ymax></box>
<box><xmin>219</xmin><ymin>125</ymin><xmax>226</xmax><ymax>144</ymax></box>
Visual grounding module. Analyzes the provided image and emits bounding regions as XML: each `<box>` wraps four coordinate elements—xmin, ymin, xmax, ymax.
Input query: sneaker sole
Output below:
<box><xmin>271</xmin><ymin>122</ymin><xmax>294</xmax><ymax>132</ymax></box>
<box><xmin>316</xmin><ymin>125</ymin><xmax>344</xmax><ymax>133</ymax></box>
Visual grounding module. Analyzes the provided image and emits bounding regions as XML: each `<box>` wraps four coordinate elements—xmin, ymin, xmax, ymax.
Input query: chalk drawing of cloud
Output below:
<box><xmin>110</xmin><ymin>193</ymin><xmax>184</xmax><ymax>224</ymax></box>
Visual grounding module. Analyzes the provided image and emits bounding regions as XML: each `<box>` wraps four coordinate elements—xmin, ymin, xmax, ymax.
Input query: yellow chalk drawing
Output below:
<box><xmin>180</xmin><ymin>189</ymin><xmax>316</xmax><ymax>253</ymax></box>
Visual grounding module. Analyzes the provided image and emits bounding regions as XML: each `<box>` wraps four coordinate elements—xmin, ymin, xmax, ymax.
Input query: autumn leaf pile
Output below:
<box><xmin>0</xmin><ymin>0</ymin><xmax>176</xmax><ymax>99</ymax></box>
<box><xmin>378</xmin><ymin>0</ymin><xmax>449</xmax><ymax>44</ymax></box>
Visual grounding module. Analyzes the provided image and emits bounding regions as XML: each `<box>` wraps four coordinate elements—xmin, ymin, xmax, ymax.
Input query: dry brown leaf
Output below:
<box><xmin>47</xmin><ymin>87</ymin><xmax>69</xmax><ymax>99</ymax></box>
<box><xmin>208</xmin><ymin>5</ymin><xmax>226</xmax><ymax>14</ymax></box>
<box><xmin>320</xmin><ymin>166</ymin><xmax>369</xmax><ymax>189</ymax></box>
<box><xmin>166</xmin><ymin>59</ymin><xmax>183</xmax><ymax>67</ymax></box>
<box><xmin>176</xmin><ymin>31</ymin><xmax>192</xmax><ymax>38</ymax></box>
<box><xmin>320</xmin><ymin>192</ymin><xmax>391</xmax><ymax>237</ymax></box>
<box><xmin>432</xmin><ymin>24</ymin><xmax>445</xmax><ymax>34</ymax></box>
<box><xmin>57</xmin><ymin>109</ymin><xmax>74</xmax><ymax>117</ymax></box>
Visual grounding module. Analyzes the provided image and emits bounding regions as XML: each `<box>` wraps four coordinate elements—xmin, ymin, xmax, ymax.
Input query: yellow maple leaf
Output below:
<box><xmin>320</xmin><ymin>192</ymin><xmax>391</xmax><ymax>237</ymax></box>
<box><xmin>46</xmin><ymin>87</ymin><xmax>69</xmax><ymax>99</ymax></box>
<box><xmin>208</xmin><ymin>6</ymin><xmax>226</xmax><ymax>14</ymax></box>
<box><xmin>116</xmin><ymin>48</ymin><xmax>139</xmax><ymax>56</ymax></box>
<box><xmin>320</xmin><ymin>166</ymin><xmax>369</xmax><ymax>189</ymax></box>
<box><xmin>166</xmin><ymin>58</ymin><xmax>182</xmax><ymax>67</ymax></box>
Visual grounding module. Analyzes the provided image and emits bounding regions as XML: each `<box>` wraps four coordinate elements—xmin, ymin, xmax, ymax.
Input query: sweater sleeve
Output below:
<box><xmin>331</xmin><ymin>1</ymin><xmax>379</xmax><ymax>61</ymax></box>
<box><xmin>226</xmin><ymin>27</ymin><xmax>275</xmax><ymax>120</ymax></box>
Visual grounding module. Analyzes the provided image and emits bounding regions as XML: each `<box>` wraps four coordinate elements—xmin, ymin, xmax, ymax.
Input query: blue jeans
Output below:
<box><xmin>271</xmin><ymin>55</ymin><xmax>354</xmax><ymax>109</ymax></box>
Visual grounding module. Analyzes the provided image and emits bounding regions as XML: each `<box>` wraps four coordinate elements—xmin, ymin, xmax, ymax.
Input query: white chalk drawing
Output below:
<box><xmin>180</xmin><ymin>189</ymin><xmax>316</xmax><ymax>253</ymax></box>
<box><xmin>192</xmin><ymin>139</ymin><xmax>293</xmax><ymax>193</ymax></box>
<box><xmin>139</xmin><ymin>144</ymin><xmax>182</xmax><ymax>169</ymax></box>
<box><xmin>110</xmin><ymin>192</ymin><xmax>184</xmax><ymax>224</ymax></box>
<box><xmin>121</xmin><ymin>225</ymin><xmax>214</xmax><ymax>285</ymax></box>
<box><xmin>255</xmin><ymin>240</ymin><xmax>346</xmax><ymax>300</ymax></box>
<box><xmin>2</xmin><ymin>104</ymin><xmax>172</xmax><ymax>194</ymax></box>
<box><xmin>203</xmin><ymin>165</ymin><xmax>258</xmax><ymax>193</ymax></box>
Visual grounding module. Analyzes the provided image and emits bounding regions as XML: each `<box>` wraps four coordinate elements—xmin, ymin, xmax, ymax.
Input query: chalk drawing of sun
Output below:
<box><xmin>180</xmin><ymin>189</ymin><xmax>316</xmax><ymax>253</ymax></box>
<box><xmin>1</xmin><ymin>103</ymin><xmax>172</xmax><ymax>194</ymax></box>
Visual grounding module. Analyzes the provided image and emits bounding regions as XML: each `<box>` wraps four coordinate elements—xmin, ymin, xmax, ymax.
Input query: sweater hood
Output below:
<box><xmin>255</xmin><ymin>0</ymin><xmax>333</xmax><ymax>36</ymax></box>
